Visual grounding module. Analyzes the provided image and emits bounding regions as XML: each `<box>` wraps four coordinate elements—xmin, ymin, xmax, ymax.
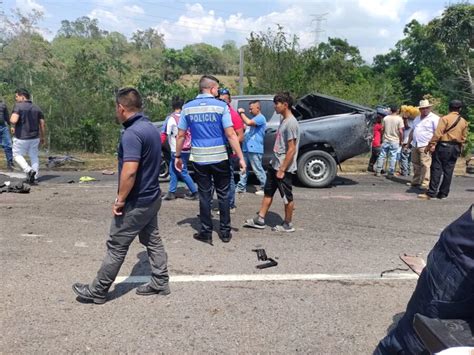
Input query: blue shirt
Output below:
<box><xmin>118</xmin><ymin>112</ymin><xmax>161</xmax><ymax>206</ymax></box>
<box><xmin>178</xmin><ymin>94</ymin><xmax>233</xmax><ymax>130</ymax></box>
<box><xmin>243</xmin><ymin>113</ymin><xmax>266</xmax><ymax>154</ymax></box>
<box><xmin>179</xmin><ymin>94</ymin><xmax>233</xmax><ymax>165</ymax></box>
<box><xmin>440</xmin><ymin>205</ymin><xmax>474</xmax><ymax>282</ymax></box>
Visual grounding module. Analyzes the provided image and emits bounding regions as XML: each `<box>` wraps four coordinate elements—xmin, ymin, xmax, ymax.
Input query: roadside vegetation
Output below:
<box><xmin>0</xmin><ymin>3</ymin><xmax>472</xmax><ymax>156</ymax></box>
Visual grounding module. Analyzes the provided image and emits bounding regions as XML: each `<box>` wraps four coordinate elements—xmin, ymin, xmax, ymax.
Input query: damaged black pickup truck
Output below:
<box><xmin>156</xmin><ymin>93</ymin><xmax>375</xmax><ymax>188</ymax></box>
<box><xmin>232</xmin><ymin>93</ymin><xmax>374</xmax><ymax>187</ymax></box>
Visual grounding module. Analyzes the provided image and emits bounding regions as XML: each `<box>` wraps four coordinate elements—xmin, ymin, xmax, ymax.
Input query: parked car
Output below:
<box><xmin>154</xmin><ymin>93</ymin><xmax>375</xmax><ymax>187</ymax></box>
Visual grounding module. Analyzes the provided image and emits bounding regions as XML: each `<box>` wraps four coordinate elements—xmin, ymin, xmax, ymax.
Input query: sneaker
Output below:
<box><xmin>26</xmin><ymin>169</ymin><xmax>36</xmax><ymax>184</ymax></box>
<box><xmin>437</xmin><ymin>195</ymin><xmax>448</xmax><ymax>200</ymax></box>
<box><xmin>243</xmin><ymin>215</ymin><xmax>266</xmax><ymax>229</ymax></box>
<box><xmin>375</xmin><ymin>172</ymin><xmax>381</xmax><ymax>177</ymax></box>
<box><xmin>255</xmin><ymin>190</ymin><xmax>264</xmax><ymax>196</ymax></box>
<box><xmin>163</xmin><ymin>192</ymin><xmax>176</xmax><ymax>201</ymax></box>
<box><xmin>417</xmin><ymin>193</ymin><xmax>432</xmax><ymax>200</ymax></box>
<box><xmin>272</xmin><ymin>222</ymin><xmax>296</xmax><ymax>233</ymax></box>
<box><xmin>184</xmin><ymin>192</ymin><xmax>198</xmax><ymax>200</ymax></box>
<box><xmin>236</xmin><ymin>189</ymin><xmax>246</xmax><ymax>194</ymax></box>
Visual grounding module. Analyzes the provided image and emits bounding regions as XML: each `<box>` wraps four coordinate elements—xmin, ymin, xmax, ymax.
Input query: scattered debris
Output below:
<box><xmin>79</xmin><ymin>176</ymin><xmax>97</xmax><ymax>183</ymax></box>
<box><xmin>47</xmin><ymin>155</ymin><xmax>85</xmax><ymax>169</ymax></box>
<box><xmin>67</xmin><ymin>180</ymin><xmax>75</xmax><ymax>184</ymax></box>
<box><xmin>400</xmin><ymin>253</ymin><xmax>426</xmax><ymax>275</ymax></box>
<box><xmin>102</xmin><ymin>170</ymin><xmax>115</xmax><ymax>175</ymax></box>
<box><xmin>252</xmin><ymin>248</ymin><xmax>278</xmax><ymax>269</ymax></box>
<box><xmin>0</xmin><ymin>181</ymin><xmax>30</xmax><ymax>194</ymax></box>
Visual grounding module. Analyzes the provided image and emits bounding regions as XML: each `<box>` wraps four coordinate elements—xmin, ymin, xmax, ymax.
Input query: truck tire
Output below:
<box><xmin>297</xmin><ymin>150</ymin><xmax>337</xmax><ymax>188</ymax></box>
<box><xmin>159</xmin><ymin>157</ymin><xmax>170</xmax><ymax>181</ymax></box>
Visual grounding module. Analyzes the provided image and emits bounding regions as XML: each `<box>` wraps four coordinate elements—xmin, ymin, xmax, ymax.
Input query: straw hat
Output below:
<box><xmin>418</xmin><ymin>99</ymin><xmax>433</xmax><ymax>108</ymax></box>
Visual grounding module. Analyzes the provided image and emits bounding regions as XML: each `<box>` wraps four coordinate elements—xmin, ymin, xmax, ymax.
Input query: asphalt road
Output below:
<box><xmin>1</xmin><ymin>170</ymin><xmax>473</xmax><ymax>353</ymax></box>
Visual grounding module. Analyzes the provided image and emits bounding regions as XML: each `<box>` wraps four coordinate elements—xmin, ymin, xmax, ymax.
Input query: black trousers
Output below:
<box><xmin>427</xmin><ymin>143</ymin><xmax>461</xmax><ymax>198</ymax></box>
<box><xmin>193</xmin><ymin>160</ymin><xmax>231</xmax><ymax>237</ymax></box>
<box><xmin>368</xmin><ymin>146</ymin><xmax>381</xmax><ymax>171</ymax></box>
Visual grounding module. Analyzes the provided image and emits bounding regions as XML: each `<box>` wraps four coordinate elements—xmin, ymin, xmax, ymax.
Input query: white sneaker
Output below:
<box><xmin>255</xmin><ymin>190</ymin><xmax>264</xmax><ymax>196</ymax></box>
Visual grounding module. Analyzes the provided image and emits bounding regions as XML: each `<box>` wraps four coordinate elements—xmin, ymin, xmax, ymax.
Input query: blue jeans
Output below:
<box><xmin>375</xmin><ymin>240</ymin><xmax>474</xmax><ymax>354</ymax></box>
<box><xmin>237</xmin><ymin>152</ymin><xmax>266</xmax><ymax>191</ymax></box>
<box><xmin>0</xmin><ymin>125</ymin><xmax>13</xmax><ymax>165</ymax></box>
<box><xmin>400</xmin><ymin>147</ymin><xmax>412</xmax><ymax>176</ymax></box>
<box><xmin>169</xmin><ymin>152</ymin><xmax>197</xmax><ymax>194</ymax></box>
<box><xmin>376</xmin><ymin>142</ymin><xmax>399</xmax><ymax>175</ymax></box>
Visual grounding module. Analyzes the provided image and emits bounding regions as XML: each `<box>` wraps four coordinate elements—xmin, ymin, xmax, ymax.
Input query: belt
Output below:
<box><xmin>439</xmin><ymin>141</ymin><xmax>460</xmax><ymax>146</ymax></box>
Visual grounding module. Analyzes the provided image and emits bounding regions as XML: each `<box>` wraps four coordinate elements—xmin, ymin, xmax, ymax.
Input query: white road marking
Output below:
<box><xmin>114</xmin><ymin>273</ymin><xmax>418</xmax><ymax>284</ymax></box>
<box><xmin>74</xmin><ymin>241</ymin><xmax>88</xmax><ymax>248</ymax></box>
<box><xmin>20</xmin><ymin>233</ymin><xmax>44</xmax><ymax>237</ymax></box>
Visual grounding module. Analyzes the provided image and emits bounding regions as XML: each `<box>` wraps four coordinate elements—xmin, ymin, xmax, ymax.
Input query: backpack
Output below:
<box><xmin>171</xmin><ymin>112</ymin><xmax>192</xmax><ymax>151</ymax></box>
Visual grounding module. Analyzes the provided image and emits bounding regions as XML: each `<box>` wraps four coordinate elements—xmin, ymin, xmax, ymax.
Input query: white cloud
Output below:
<box><xmin>123</xmin><ymin>5</ymin><xmax>145</xmax><ymax>16</ymax></box>
<box><xmin>79</xmin><ymin>0</ymin><xmax>444</xmax><ymax>62</ymax></box>
<box><xmin>357</xmin><ymin>0</ymin><xmax>407</xmax><ymax>22</ymax></box>
<box><xmin>408</xmin><ymin>10</ymin><xmax>431</xmax><ymax>24</ymax></box>
<box><xmin>15</xmin><ymin>0</ymin><xmax>45</xmax><ymax>13</ymax></box>
<box><xmin>88</xmin><ymin>9</ymin><xmax>120</xmax><ymax>25</ymax></box>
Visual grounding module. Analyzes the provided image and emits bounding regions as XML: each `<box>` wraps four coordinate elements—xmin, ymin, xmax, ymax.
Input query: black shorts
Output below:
<box><xmin>263</xmin><ymin>168</ymin><xmax>294</xmax><ymax>202</ymax></box>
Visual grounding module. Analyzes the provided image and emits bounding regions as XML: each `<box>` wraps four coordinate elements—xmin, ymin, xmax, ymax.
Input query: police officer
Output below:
<box><xmin>175</xmin><ymin>75</ymin><xmax>246</xmax><ymax>245</ymax></box>
<box><xmin>418</xmin><ymin>100</ymin><xmax>469</xmax><ymax>200</ymax></box>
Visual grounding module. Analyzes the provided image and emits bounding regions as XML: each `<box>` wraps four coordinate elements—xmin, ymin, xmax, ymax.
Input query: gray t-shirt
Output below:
<box><xmin>271</xmin><ymin>115</ymin><xmax>300</xmax><ymax>173</ymax></box>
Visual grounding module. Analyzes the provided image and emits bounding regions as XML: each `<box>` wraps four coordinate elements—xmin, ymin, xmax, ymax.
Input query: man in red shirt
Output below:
<box><xmin>368</xmin><ymin>108</ymin><xmax>386</xmax><ymax>172</ymax></box>
<box><xmin>218</xmin><ymin>88</ymin><xmax>244</xmax><ymax>212</ymax></box>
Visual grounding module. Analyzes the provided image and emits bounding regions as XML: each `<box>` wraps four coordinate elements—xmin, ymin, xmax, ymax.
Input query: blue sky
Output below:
<box><xmin>3</xmin><ymin>0</ymin><xmax>453</xmax><ymax>62</ymax></box>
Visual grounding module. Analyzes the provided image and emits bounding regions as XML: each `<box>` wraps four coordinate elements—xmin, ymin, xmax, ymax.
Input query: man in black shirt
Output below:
<box><xmin>9</xmin><ymin>89</ymin><xmax>45</xmax><ymax>183</ymax></box>
<box><xmin>0</xmin><ymin>99</ymin><xmax>14</xmax><ymax>171</ymax></box>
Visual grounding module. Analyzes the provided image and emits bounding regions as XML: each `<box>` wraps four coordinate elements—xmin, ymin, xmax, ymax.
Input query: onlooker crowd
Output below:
<box><xmin>372</xmin><ymin>97</ymin><xmax>468</xmax><ymax>201</ymax></box>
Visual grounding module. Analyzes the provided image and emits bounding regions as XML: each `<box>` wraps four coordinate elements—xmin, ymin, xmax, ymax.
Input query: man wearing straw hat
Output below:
<box><xmin>407</xmin><ymin>99</ymin><xmax>440</xmax><ymax>189</ymax></box>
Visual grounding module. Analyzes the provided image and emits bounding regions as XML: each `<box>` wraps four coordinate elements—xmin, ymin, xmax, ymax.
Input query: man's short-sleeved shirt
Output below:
<box><xmin>178</xmin><ymin>94</ymin><xmax>232</xmax><ymax>131</ymax></box>
<box><xmin>118</xmin><ymin>112</ymin><xmax>161</xmax><ymax>206</ymax></box>
<box><xmin>243</xmin><ymin>113</ymin><xmax>266</xmax><ymax>154</ymax></box>
<box><xmin>382</xmin><ymin>114</ymin><xmax>404</xmax><ymax>143</ymax></box>
<box><xmin>372</xmin><ymin>122</ymin><xmax>383</xmax><ymax>147</ymax></box>
<box><xmin>12</xmin><ymin>101</ymin><xmax>44</xmax><ymax>140</ymax></box>
<box><xmin>412</xmin><ymin>112</ymin><xmax>440</xmax><ymax>147</ymax></box>
<box><xmin>229</xmin><ymin>105</ymin><xmax>243</xmax><ymax>131</ymax></box>
<box><xmin>271</xmin><ymin>115</ymin><xmax>300</xmax><ymax>173</ymax></box>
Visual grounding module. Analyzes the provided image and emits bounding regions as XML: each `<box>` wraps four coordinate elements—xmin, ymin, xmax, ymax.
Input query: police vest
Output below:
<box><xmin>182</xmin><ymin>97</ymin><xmax>228</xmax><ymax>164</ymax></box>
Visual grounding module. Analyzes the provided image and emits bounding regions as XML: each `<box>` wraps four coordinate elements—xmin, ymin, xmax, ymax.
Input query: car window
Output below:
<box><xmin>236</xmin><ymin>99</ymin><xmax>275</xmax><ymax>122</ymax></box>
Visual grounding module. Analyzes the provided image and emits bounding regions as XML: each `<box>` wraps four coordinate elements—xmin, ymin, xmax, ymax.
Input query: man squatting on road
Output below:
<box><xmin>73</xmin><ymin>87</ymin><xmax>169</xmax><ymax>304</ymax></box>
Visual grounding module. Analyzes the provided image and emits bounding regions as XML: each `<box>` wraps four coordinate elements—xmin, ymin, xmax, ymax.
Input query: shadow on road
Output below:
<box><xmin>37</xmin><ymin>174</ymin><xmax>61</xmax><ymax>182</ymax></box>
<box><xmin>107</xmin><ymin>251</ymin><xmax>149</xmax><ymax>301</ymax></box>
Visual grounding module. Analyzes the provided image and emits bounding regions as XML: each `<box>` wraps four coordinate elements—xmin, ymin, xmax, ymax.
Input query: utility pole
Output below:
<box><xmin>239</xmin><ymin>45</ymin><xmax>244</xmax><ymax>95</ymax></box>
<box><xmin>311</xmin><ymin>13</ymin><xmax>328</xmax><ymax>47</ymax></box>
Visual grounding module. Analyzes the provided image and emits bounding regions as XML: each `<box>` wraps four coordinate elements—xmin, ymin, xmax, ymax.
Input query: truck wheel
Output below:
<box><xmin>297</xmin><ymin>150</ymin><xmax>337</xmax><ymax>188</ymax></box>
<box><xmin>159</xmin><ymin>158</ymin><xmax>170</xmax><ymax>181</ymax></box>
